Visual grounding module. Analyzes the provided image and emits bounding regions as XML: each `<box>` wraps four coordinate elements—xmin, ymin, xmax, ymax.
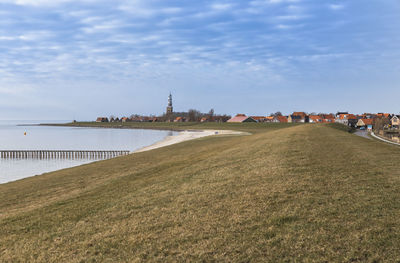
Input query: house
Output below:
<box><xmin>318</xmin><ymin>114</ymin><xmax>335</xmax><ymax>123</ymax></box>
<box><xmin>142</xmin><ymin>117</ymin><xmax>153</xmax><ymax>122</ymax></box>
<box><xmin>357</xmin><ymin>119</ymin><xmax>374</xmax><ymax>129</ymax></box>
<box><xmin>288</xmin><ymin>115</ymin><xmax>304</xmax><ymax>123</ymax></box>
<box><xmin>359</xmin><ymin>113</ymin><xmax>375</xmax><ymax>120</ymax></box>
<box><xmin>336</xmin><ymin>114</ymin><xmax>348</xmax><ymax>124</ymax></box>
<box><xmin>321</xmin><ymin>114</ymin><xmax>335</xmax><ymax>119</ymax></box>
<box><xmin>174</xmin><ymin>117</ymin><xmax>187</xmax><ymax>122</ymax></box>
<box><xmin>121</xmin><ymin>117</ymin><xmax>130</xmax><ymax>122</ymax></box>
<box><xmin>309</xmin><ymin>115</ymin><xmax>322</xmax><ymax>123</ymax></box>
<box><xmin>250</xmin><ymin>116</ymin><xmax>267</xmax><ymax>123</ymax></box>
<box><xmin>227</xmin><ymin>114</ymin><xmax>257</xmax><ymax>123</ymax></box>
<box><xmin>323</xmin><ymin>116</ymin><xmax>335</xmax><ymax>123</ymax></box>
<box><xmin>391</xmin><ymin>115</ymin><xmax>400</xmax><ymax>128</ymax></box>
<box><xmin>335</xmin><ymin>113</ymin><xmax>357</xmax><ymax>125</ymax></box>
<box><xmin>273</xmin><ymin>116</ymin><xmax>288</xmax><ymax>123</ymax></box>
<box><xmin>336</xmin><ymin>112</ymin><xmax>349</xmax><ymax>118</ymax></box>
<box><xmin>265</xmin><ymin>116</ymin><xmax>274</xmax><ymax>122</ymax></box>
<box><xmin>377</xmin><ymin>113</ymin><xmax>391</xmax><ymax>118</ymax></box>
<box><xmin>200</xmin><ymin>117</ymin><xmax>208</xmax><ymax>122</ymax></box>
<box><xmin>96</xmin><ymin>117</ymin><xmax>109</xmax><ymax>122</ymax></box>
<box><xmin>288</xmin><ymin>112</ymin><xmax>309</xmax><ymax>123</ymax></box>
<box><xmin>347</xmin><ymin>118</ymin><xmax>358</xmax><ymax>128</ymax></box>
<box><xmin>131</xmin><ymin>116</ymin><xmax>143</xmax><ymax>122</ymax></box>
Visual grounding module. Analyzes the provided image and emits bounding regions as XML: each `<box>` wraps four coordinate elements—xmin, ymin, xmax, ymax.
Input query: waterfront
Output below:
<box><xmin>0</xmin><ymin>121</ymin><xmax>176</xmax><ymax>184</ymax></box>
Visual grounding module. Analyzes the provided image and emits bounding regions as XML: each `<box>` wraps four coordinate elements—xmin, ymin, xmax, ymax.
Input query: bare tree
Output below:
<box><xmin>188</xmin><ymin>109</ymin><xmax>201</xmax><ymax>122</ymax></box>
<box><xmin>270</xmin><ymin>111</ymin><xmax>282</xmax><ymax>117</ymax></box>
<box><xmin>374</xmin><ymin>117</ymin><xmax>390</xmax><ymax>133</ymax></box>
<box><xmin>208</xmin><ymin>108</ymin><xmax>215</xmax><ymax>122</ymax></box>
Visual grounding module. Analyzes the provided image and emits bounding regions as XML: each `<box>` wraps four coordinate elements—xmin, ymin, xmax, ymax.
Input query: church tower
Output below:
<box><xmin>166</xmin><ymin>93</ymin><xmax>173</xmax><ymax>115</ymax></box>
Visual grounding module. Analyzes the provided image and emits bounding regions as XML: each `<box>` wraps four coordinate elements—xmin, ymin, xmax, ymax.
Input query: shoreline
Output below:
<box><xmin>38</xmin><ymin>122</ymin><xmax>250</xmax><ymax>153</ymax></box>
<box><xmin>38</xmin><ymin>123</ymin><xmax>189</xmax><ymax>132</ymax></box>
<box><xmin>134</xmin><ymin>129</ymin><xmax>249</xmax><ymax>153</ymax></box>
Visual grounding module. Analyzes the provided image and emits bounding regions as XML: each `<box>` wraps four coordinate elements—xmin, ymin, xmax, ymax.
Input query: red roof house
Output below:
<box><xmin>96</xmin><ymin>117</ymin><xmax>109</xmax><ymax>122</ymax></box>
<box><xmin>250</xmin><ymin>116</ymin><xmax>267</xmax><ymax>122</ymax></box>
<box><xmin>274</xmin><ymin>116</ymin><xmax>288</xmax><ymax>123</ymax></box>
<box><xmin>309</xmin><ymin>115</ymin><xmax>322</xmax><ymax>123</ymax></box>
<box><xmin>227</xmin><ymin>114</ymin><xmax>257</xmax><ymax>123</ymax></box>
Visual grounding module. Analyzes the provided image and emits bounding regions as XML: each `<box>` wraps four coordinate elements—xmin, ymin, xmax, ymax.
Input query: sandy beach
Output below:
<box><xmin>134</xmin><ymin>130</ymin><xmax>247</xmax><ymax>153</ymax></box>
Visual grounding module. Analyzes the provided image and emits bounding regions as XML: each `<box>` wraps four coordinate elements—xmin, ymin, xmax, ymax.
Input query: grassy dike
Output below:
<box><xmin>1</xmin><ymin>123</ymin><xmax>400</xmax><ymax>262</ymax></box>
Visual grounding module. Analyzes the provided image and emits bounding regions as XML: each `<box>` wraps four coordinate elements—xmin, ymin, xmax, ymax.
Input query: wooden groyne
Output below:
<box><xmin>0</xmin><ymin>150</ymin><xmax>130</xmax><ymax>160</ymax></box>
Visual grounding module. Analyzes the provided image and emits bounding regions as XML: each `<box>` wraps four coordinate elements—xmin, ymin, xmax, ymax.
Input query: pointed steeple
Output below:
<box><xmin>168</xmin><ymin>92</ymin><xmax>172</xmax><ymax>107</ymax></box>
<box><xmin>166</xmin><ymin>92</ymin><xmax>173</xmax><ymax>115</ymax></box>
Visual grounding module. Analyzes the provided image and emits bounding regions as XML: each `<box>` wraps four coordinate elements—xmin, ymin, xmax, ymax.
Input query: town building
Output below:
<box><xmin>166</xmin><ymin>93</ymin><xmax>173</xmax><ymax>115</ymax></box>
<box><xmin>288</xmin><ymin>112</ymin><xmax>309</xmax><ymax>123</ymax></box>
<box><xmin>309</xmin><ymin>115</ymin><xmax>322</xmax><ymax>123</ymax></box>
<box><xmin>250</xmin><ymin>116</ymin><xmax>267</xmax><ymax>123</ymax></box>
<box><xmin>96</xmin><ymin>117</ymin><xmax>109</xmax><ymax>122</ymax></box>
<box><xmin>273</xmin><ymin>116</ymin><xmax>288</xmax><ymax>123</ymax></box>
<box><xmin>357</xmin><ymin>119</ymin><xmax>374</xmax><ymax>130</ymax></box>
<box><xmin>227</xmin><ymin>114</ymin><xmax>257</xmax><ymax>123</ymax></box>
<box><xmin>391</xmin><ymin>115</ymin><xmax>400</xmax><ymax>128</ymax></box>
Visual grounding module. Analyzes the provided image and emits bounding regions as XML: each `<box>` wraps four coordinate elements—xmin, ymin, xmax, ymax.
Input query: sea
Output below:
<box><xmin>0</xmin><ymin>120</ymin><xmax>177</xmax><ymax>184</ymax></box>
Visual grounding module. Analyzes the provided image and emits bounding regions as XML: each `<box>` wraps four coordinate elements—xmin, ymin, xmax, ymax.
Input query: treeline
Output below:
<box><xmin>165</xmin><ymin>109</ymin><xmax>231</xmax><ymax>122</ymax></box>
<box><xmin>108</xmin><ymin>109</ymin><xmax>231</xmax><ymax>123</ymax></box>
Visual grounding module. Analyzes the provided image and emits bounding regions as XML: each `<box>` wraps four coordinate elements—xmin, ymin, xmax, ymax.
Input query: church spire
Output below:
<box><xmin>166</xmin><ymin>92</ymin><xmax>173</xmax><ymax>115</ymax></box>
<box><xmin>168</xmin><ymin>92</ymin><xmax>172</xmax><ymax>107</ymax></box>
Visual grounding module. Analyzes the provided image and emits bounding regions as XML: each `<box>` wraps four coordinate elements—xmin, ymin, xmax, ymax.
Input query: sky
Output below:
<box><xmin>0</xmin><ymin>0</ymin><xmax>399</xmax><ymax>120</ymax></box>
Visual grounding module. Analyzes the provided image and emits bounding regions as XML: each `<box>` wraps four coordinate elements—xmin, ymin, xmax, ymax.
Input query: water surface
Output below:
<box><xmin>0</xmin><ymin>121</ymin><xmax>176</xmax><ymax>184</ymax></box>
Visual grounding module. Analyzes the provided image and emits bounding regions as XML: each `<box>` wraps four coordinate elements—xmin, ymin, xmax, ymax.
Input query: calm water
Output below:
<box><xmin>0</xmin><ymin>121</ymin><xmax>176</xmax><ymax>184</ymax></box>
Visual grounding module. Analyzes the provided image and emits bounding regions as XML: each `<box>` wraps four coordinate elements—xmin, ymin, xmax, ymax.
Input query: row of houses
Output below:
<box><xmin>226</xmin><ymin>112</ymin><xmax>400</xmax><ymax>131</ymax></box>
<box><xmin>226</xmin><ymin>112</ymin><xmax>336</xmax><ymax>124</ymax></box>
<box><xmin>96</xmin><ymin>116</ymin><xmax>158</xmax><ymax>123</ymax></box>
<box><xmin>96</xmin><ymin>112</ymin><xmax>400</xmax><ymax>131</ymax></box>
<box><xmin>335</xmin><ymin>112</ymin><xmax>400</xmax><ymax>130</ymax></box>
<box><xmin>96</xmin><ymin>115</ymin><xmax>231</xmax><ymax>123</ymax></box>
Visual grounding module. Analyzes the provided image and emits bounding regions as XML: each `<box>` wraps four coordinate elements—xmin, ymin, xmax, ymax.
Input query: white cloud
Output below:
<box><xmin>0</xmin><ymin>36</ymin><xmax>17</xmax><ymax>41</ymax></box>
<box><xmin>329</xmin><ymin>4</ymin><xmax>344</xmax><ymax>10</ymax></box>
<box><xmin>211</xmin><ymin>3</ymin><xmax>233</xmax><ymax>11</ymax></box>
<box><xmin>0</xmin><ymin>84</ymin><xmax>34</xmax><ymax>95</ymax></box>
<box><xmin>0</xmin><ymin>0</ymin><xmax>96</xmax><ymax>6</ymax></box>
<box><xmin>250</xmin><ymin>0</ymin><xmax>300</xmax><ymax>6</ymax></box>
<box><xmin>276</xmin><ymin>14</ymin><xmax>308</xmax><ymax>20</ymax></box>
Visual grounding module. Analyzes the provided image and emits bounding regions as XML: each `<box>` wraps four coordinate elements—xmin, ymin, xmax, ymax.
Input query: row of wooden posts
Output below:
<box><xmin>0</xmin><ymin>150</ymin><xmax>130</xmax><ymax>160</ymax></box>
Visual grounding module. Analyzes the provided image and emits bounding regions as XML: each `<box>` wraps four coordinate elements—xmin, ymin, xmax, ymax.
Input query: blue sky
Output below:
<box><xmin>0</xmin><ymin>0</ymin><xmax>399</xmax><ymax>120</ymax></box>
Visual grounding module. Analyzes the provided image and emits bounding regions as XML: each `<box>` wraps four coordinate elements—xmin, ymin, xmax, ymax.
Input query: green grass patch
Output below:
<box><xmin>1</xmin><ymin>123</ymin><xmax>400</xmax><ymax>261</ymax></box>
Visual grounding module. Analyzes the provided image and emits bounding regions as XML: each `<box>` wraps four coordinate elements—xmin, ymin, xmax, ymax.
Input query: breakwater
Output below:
<box><xmin>0</xmin><ymin>150</ymin><xmax>130</xmax><ymax>159</ymax></box>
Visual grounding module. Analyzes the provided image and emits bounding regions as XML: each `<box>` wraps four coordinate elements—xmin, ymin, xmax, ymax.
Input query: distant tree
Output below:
<box><xmin>208</xmin><ymin>108</ymin><xmax>215</xmax><ymax>122</ymax></box>
<box><xmin>271</xmin><ymin>111</ymin><xmax>282</xmax><ymax>117</ymax></box>
<box><xmin>374</xmin><ymin>117</ymin><xmax>390</xmax><ymax>133</ymax></box>
<box><xmin>215</xmin><ymin>114</ymin><xmax>231</xmax><ymax>122</ymax></box>
<box><xmin>188</xmin><ymin>109</ymin><xmax>201</xmax><ymax>122</ymax></box>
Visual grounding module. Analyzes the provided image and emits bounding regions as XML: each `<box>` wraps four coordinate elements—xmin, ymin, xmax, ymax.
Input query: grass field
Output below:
<box><xmin>43</xmin><ymin>121</ymin><xmax>299</xmax><ymax>134</ymax></box>
<box><xmin>1</xmin><ymin>123</ymin><xmax>400</xmax><ymax>262</ymax></box>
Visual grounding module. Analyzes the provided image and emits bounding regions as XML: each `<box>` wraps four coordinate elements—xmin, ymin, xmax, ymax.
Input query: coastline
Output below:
<box><xmin>134</xmin><ymin>129</ymin><xmax>249</xmax><ymax>153</ymax></box>
<box><xmin>39</xmin><ymin>122</ymin><xmax>251</xmax><ymax>153</ymax></box>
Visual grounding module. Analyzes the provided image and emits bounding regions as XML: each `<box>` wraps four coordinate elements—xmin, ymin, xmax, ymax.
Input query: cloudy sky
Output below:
<box><xmin>0</xmin><ymin>0</ymin><xmax>399</xmax><ymax>120</ymax></box>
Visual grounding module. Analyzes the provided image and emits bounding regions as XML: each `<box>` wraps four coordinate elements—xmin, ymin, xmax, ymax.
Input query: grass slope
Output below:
<box><xmin>44</xmin><ymin>121</ymin><xmax>296</xmax><ymax>134</ymax></box>
<box><xmin>1</xmin><ymin>124</ymin><xmax>400</xmax><ymax>262</ymax></box>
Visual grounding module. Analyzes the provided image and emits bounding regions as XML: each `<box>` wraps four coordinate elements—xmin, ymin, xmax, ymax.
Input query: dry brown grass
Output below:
<box><xmin>1</xmin><ymin>124</ymin><xmax>400</xmax><ymax>262</ymax></box>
